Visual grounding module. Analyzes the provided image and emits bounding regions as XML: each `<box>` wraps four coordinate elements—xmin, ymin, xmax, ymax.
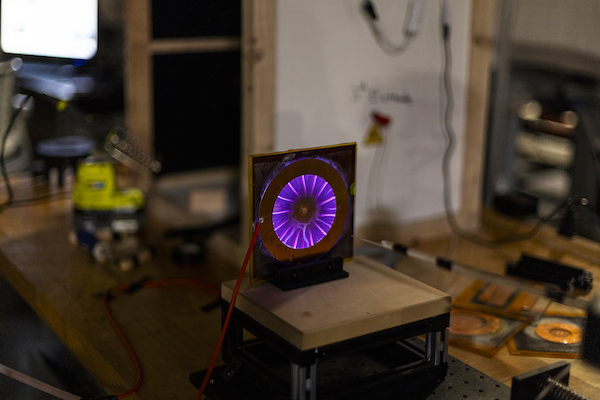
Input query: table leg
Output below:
<box><xmin>291</xmin><ymin>362</ymin><xmax>317</xmax><ymax>400</ymax></box>
<box><xmin>426</xmin><ymin>329</ymin><xmax>447</xmax><ymax>366</ymax></box>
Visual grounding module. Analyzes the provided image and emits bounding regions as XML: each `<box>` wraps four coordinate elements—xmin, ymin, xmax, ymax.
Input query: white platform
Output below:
<box><xmin>222</xmin><ymin>255</ymin><xmax>452</xmax><ymax>351</ymax></box>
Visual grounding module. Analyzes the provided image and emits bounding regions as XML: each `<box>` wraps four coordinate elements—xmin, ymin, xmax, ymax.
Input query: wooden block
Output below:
<box><xmin>222</xmin><ymin>255</ymin><xmax>452</xmax><ymax>351</ymax></box>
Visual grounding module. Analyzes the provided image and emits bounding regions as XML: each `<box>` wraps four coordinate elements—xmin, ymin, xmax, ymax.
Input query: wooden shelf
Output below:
<box><xmin>149</xmin><ymin>37</ymin><xmax>242</xmax><ymax>55</ymax></box>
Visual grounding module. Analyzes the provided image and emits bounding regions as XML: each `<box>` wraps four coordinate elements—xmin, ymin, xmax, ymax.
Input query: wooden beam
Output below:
<box><xmin>456</xmin><ymin>0</ymin><xmax>497</xmax><ymax>229</ymax></box>
<box><xmin>150</xmin><ymin>37</ymin><xmax>242</xmax><ymax>54</ymax></box>
<box><xmin>239</xmin><ymin>0</ymin><xmax>277</xmax><ymax>245</ymax></box>
<box><xmin>241</xmin><ymin>0</ymin><xmax>276</xmax><ymax>158</ymax></box>
<box><xmin>123</xmin><ymin>0</ymin><xmax>153</xmax><ymax>156</ymax></box>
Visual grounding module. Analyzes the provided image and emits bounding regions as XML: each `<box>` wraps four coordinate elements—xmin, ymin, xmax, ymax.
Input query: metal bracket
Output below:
<box><xmin>220</xmin><ymin>358</ymin><xmax>243</xmax><ymax>382</ymax></box>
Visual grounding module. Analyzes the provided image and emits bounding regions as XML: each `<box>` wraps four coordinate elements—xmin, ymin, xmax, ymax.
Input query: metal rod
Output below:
<box><xmin>309</xmin><ymin>363</ymin><xmax>317</xmax><ymax>400</ymax></box>
<box><xmin>537</xmin><ymin>377</ymin><xmax>589</xmax><ymax>400</ymax></box>
<box><xmin>0</xmin><ymin>362</ymin><xmax>80</xmax><ymax>400</ymax></box>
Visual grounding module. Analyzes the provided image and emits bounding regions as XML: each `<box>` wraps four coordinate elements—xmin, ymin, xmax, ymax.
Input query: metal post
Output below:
<box><xmin>309</xmin><ymin>362</ymin><xmax>317</xmax><ymax>400</ymax></box>
<box><xmin>291</xmin><ymin>363</ymin><xmax>306</xmax><ymax>400</ymax></box>
<box><xmin>442</xmin><ymin>327</ymin><xmax>449</xmax><ymax>364</ymax></box>
<box><xmin>426</xmin><ymin>331</ymin><xmax>434</xmax><ymax>363</ymax></box>
<box><xmin>434</xmin><ymin>331</ymin><xmax>441</xmax><ymax>366</ymax></box>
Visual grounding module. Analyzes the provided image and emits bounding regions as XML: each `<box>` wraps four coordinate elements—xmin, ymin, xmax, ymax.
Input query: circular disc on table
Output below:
<box><xmin>449</xmin><ymin>309</ymin><xmax>501</xmax><ymax>336</ymax></box>
<box><xmin>535</xmin><ymin>322</ymin><xmax>582</xmax><ymax>344</ymax></box>
<box><xmin>258</xmin><ymin>158</ymin><xmax>348</xmax><ymax>264</ymax></box>
<box><xmin>35</xmin><ymin>136</ymin><xmax>95</xmax><ymax>157</ymax></box>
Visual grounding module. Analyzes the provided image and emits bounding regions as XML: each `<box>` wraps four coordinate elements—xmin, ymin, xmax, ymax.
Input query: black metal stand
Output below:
<box><xmin>191</xmin><ymin>301</ymin><xmax>454</xmax><ymax>400</ymax></box>
<box><xmin>271</xmin><ymin>257</ymin><xmax>348</xmax><ymax>291</ymax></box>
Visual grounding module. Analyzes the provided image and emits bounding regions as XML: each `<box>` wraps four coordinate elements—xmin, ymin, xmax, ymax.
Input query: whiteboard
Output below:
<box><xmin>274</xmin><ymin>0</ymin><xmax>472</xmax><ymax>229</ymax></box>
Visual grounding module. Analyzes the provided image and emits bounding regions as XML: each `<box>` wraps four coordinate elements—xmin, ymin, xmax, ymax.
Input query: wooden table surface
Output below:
<box><xmin>2</xmin><ymin>173</ymin><xmax>600</xmax><ymax>399</ymax></box>
<box><xmin>0</xmin><ymin>174</ymin><xmax>241</xmax><ymax>400</ymax></box>
<box><xmin>401</xmin><ymin>220</ymin><xmax>600</xmax><ymax>399</ymax></box>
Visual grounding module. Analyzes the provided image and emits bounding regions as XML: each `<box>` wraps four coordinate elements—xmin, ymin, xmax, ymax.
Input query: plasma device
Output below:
<box><xmin>191</xmin><ymin>143</ymin><xmax>453</xmax><ymax>400</ymax></box>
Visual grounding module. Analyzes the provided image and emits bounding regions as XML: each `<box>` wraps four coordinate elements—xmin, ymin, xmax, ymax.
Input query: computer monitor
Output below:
<box><xmin>0</xmin><ymin>0</ymin><xmax>99</xmax><ymax>101</ymax></box>
<box><xmin>1</xmin><ymin>0</ymin><xmax>98</xmax><ymax>61</ymax></box>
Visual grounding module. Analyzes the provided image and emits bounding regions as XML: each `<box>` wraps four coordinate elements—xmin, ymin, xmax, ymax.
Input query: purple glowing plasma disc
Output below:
<box><xmin>272</xmin><ymin>174</ymin><xmax>337</xmax><ymax>249</ymax></box>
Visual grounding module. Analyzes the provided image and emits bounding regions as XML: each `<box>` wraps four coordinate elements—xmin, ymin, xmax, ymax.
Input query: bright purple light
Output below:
<box><xmin>272</xmin><ymin>174</ymin><xmax>337</xmax><ymax>249</ymax></box>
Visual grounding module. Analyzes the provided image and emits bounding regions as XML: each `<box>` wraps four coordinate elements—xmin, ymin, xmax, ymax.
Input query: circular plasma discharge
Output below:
<box><xmin>272</xmin><ymin>174</ymin><xmax>336</xmax><ymax>249</ymax></box>
<box><xmin>257</xmin><ymin>157</ymin><xmax>349</xmax><ymax>264</ymax></box>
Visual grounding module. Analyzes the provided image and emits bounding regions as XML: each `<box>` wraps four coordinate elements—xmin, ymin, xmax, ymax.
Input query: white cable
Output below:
<box><xmin>441</xmin><ymin>0</ymin><xmax>451</xmax><ymax>30</ymax></box>
<box><xmin>0</xmin><ymin>361</ymin><xmax>80</xmax><ymax>400</ymax></box>
<box><xmin>362</xmin><ymin>0</ymin><xmax>424</xmax><ymax>56</ymax></box>
<box><xmin>406</xmin><ymin>0</ymin><xmax>424</xmax><ymax>36</ymax></box>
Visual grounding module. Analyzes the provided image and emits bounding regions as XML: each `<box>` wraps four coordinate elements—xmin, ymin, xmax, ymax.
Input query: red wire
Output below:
<box><xmin>102</xmin><ymin>290</ymin><xmax>143</xmax><ymax>399</ymax></box>
<box><xmin>194</xmin><ymin>220</ymin><xmax>263</xmax><ymax>400</ymax></box>
<box><xmin>102</xmin><ymin>278</ymin><xmax>221</xmax><ymax>399</ymax></box>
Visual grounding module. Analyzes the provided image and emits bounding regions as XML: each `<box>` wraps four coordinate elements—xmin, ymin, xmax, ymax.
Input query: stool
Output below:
<box><xmin>34</xmin><ymin>136</ymin><xmax>95</xmax><ymax>187</ymax></box>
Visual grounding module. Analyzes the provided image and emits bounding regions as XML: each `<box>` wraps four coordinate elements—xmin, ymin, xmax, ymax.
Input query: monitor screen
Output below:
<box><xmin>1</xmin><ymin>0</ymin><xmax>98</xmax><ymax>60</ymax></box>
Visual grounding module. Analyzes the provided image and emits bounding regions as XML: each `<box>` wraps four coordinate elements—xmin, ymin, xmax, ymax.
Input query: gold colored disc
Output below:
<box><xmin>258</xmin><ymin>158</ymin><xmax>349</xmax><ymax>264</ymax></box>
<box><xmin>449</xmin><ymin>309</ymin><xmax>501</xmax><ymax>336</ymax></box>
<box><xmin>535</xmin><ymin>322</ymin><xmax>582</xmax><ymax>344</ymax></box>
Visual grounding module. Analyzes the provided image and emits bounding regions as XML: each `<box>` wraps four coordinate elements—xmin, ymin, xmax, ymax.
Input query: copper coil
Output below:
<box><xmin>449</xmin><ymin>309</ymin><xmax>501</xmax><ymax>336</ymax></box>
<box><xmin>535</xmin><ymin>322</ymin><xmax>582</xmax><ymax>344</ymax></box>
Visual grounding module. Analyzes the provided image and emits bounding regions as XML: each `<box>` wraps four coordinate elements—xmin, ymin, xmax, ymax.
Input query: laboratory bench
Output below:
<box><xmin>0</xmin><ymin>172</ymin><xmax>240</xmax><ymax>399</ymax></box>
<box><xmin>1</xmin><ymin>173</ymin><xmax>600</xmax><ymax>399</ymax></box>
